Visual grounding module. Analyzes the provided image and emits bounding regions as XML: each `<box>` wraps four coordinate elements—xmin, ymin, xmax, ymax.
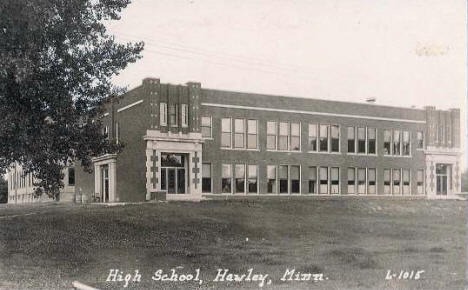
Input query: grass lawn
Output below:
<box><xmin>0</xmin><ymin>199</ymin><xmax>466</xmax><ymax>289</ymax></box>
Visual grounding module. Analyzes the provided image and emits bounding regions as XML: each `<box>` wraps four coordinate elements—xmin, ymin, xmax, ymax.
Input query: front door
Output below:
<box><xmin>436</xmin><ymin>164</ymin><xmax>448</xmax><ymax>195</ymax></box>
<box><xmin>161</xmin><ymin>153</ymin><xmax>187</xmax><ymax>194</ymax></box>
<box><xmin>101</xmin><ymin>165</ymin><xmax>109</xmax><ymax>202</ymax></box>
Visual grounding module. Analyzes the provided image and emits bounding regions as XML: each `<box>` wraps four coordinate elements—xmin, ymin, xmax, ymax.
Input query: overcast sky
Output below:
<box><xmin>106</xmin><ymin>0</ymin><xmax>467</xmax><ymax>168</ymax></box>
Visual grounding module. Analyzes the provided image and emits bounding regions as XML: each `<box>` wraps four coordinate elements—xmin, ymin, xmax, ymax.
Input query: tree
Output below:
<box><xmin>462</xmin><ymin>169</ymin><xmax>468</xmax><ymax>193</ymax></box>
<box><xmin>0</xmin><ymin>176</ymin><xmax>7</xmax><ymax>203</ymax></box>
<box><xmin>0</xmin><ymin>0</ymin><xmax>143</xmax><ymax>199</ymax></box>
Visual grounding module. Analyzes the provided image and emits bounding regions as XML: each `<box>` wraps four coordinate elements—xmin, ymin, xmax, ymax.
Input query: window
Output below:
<box><xmin>169</xmin><ymin>104</ymin><xmax>178</xmax><ymax>126</ymax></box>
<box><xmin>347</xmin><ymin>168</ymin><xmax>355</xmax><ymax>194</ymax></box>
<box><xmin>347</xmin><ymin>127</ymin><xmax>355</xmax><ymax>153</ymax></box>
<box><xmin>309</xmin><ymin>124</ymin><xmax>318</xmax><ymax>151</ymax></box>
<box><xmin>221</xmin><ymin>164</ymin><xmax>232</xmax><ymax>193</ymax></box>
<box><xmin>402</xmin><ymin>169</ymin><xmax>410</xmax><ymax>195</ymax></box>
<box><xmin>221</xmin><ymin>118</ymin><xmax>231</xmax><ymax>148</ymax></box>
<box><xmin>279</xmin><ymin>122</ymin><xmax>289</xmax><ymax>150</ymax></box>
<box><xmin>290</xmin><ymin>165</ymin><xmax>300</xmax><ymax>193</ymax></box>
<box><xmin>247</xmin><ymin>120</ymin><xmax>258</xmax><ymax>149</ymax></box>
<box><xmin>368</xmin><ymin>168</ymin><xmax>376</xmax><ymax>194</ymax></box>
<box><xmin>319</xmin><ymin>125</ymin><xmax>329</xmax><ymax>152</ymax></box>
<box><xmin>367</xmin><ymin>128</ymin><xmax>376</xmax><ymax>154</ymax></box>
<box><xmin>201</xmin><ymin>116</ymin><xmax>212</xmax><ymax>138</ymax></box>
<box><xmin>417</xmin><ymin>131</ymin><xmax>424</xmax><ymax>149</ymax></box>
<box><xmin>181</xmin><ymin>104</ymin><xmax>188</xmax><ymax>127</ymax></box>
<box><xmin>267</xmin><ymin>165</ymin><xmax>277</xmax><ymax>193</ymax></box>
<box><xmin>357</xmin><ymin>168</ymin><xmax>366</xmax><ymax>194</ymax></box>
<box><xmin>202</xmin><ymin>163</ymin><xmax>211</xmax><ymax>193</ymax></box>
<box><xmin>402</xmin><ymin>131</ymin><xmax>410</xmax><ymax>156</ymax></box>
<box><xmin>160</xmin><ymin>102</ymin><xmax>167</xmax><ymax>126</ymax></box>
<box><xmin>319</xmin><ymin>167</ymin><xmax>328</xmax><ymax>194</ymax></box>
<box><xmin>384</xmin><ymin>130</ymin><xmax>392</xmax><ymax>155</ymax></box>
<box><xmin>331</xmin><ymin>125</ymin><xmax>339</xmax><ymax>152</ymax></box>
<box><xmin>357</xmin><ymin>127</ymin><xmax>366</xmax><ymax>154</ymax></box>
<box><xmin>115</xmin><ymin>122</ymin><xmax>119</xmax><ymax>144</ymax></box>
<box><xmin>267</xmin><ymin>121</ymin><xmax>277</xmax><ymax>150</ymax></box>
<box><xmin>234</xmin><ymin>119</ymin><xmax>245</xmax><ymax>148</ymax></box>
<box><xmin>308</xmin><ymin>167</ymin><xmax>317</xmax><ymax>194</ymax></box>
<box><xmin>290</xmin><ymin>123</ymin><xmax>301</xmax><ymax>151</ymax></box>
<box><xmin>393</xmin><ymin>130</ymin><xmax>401</xmax><ymax>155</ymax></box>
<box><xmin>279</xmin><ymin>165</ymin><xmax>288</xmax><ymax>194</ymax></box>
<box><xmin>330</xmin><ymin>167</ymin><xmax>339</xmax><ymax>194</ymax></box>
<box><xmin>68</xmin><ymin>168</ymin><xmax>75</xmax><ymax>186</ymax></box>
<box><xmin>417</xmin><ymin>169</ymin><xmax>424</xmax><ymax>194</ymax></box>
<box><xmin>384</xmin><ymin>169</ymin><xmax>391</xmax><ymax>194</ymax></box>
<box><xmin>161</xmin><ymin>168</ymin><xmax>167</xmax><ymax>190</ymax></box>
<box><xmin>393</xmin><ymin>169</ymin><xmax>401</xmax><ymax>194</ymax></box>
<box><xmin>235</xmin><ymin>164</ymin><xmax>245</xmax><ymax>193</ymax></box>
<box><xmin>247</xmin><ymin>165</ymin><xmax>258</xmax><ymax>193</ymax></box>
<box><xmin>104</xmin><ymin>125</ymin><xmax>109</xmax><ymax>140</ymax></box>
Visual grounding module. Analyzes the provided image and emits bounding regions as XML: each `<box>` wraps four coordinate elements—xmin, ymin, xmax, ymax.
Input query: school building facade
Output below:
<box><xmin>7</xmin><ymin>78</ymin><xmax>463</xmax><ymax>203</ymax></box>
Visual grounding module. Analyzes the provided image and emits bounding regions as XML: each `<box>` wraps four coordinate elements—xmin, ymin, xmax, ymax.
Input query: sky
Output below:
<box><xmin>106</xmin><ymin>0</ymin><xmax>467</xmax><ymax>168</ymax></box>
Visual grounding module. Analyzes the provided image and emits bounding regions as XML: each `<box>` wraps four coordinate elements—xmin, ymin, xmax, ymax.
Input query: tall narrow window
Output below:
<box><xmin>357</xmin><ymin>127</ymin><xmax>366</xmax><ymax>154</ymax></box>
<box><xmin>368</xmin><ymin>168</ymin><xmax>376</xmax><ymax>194</ymax></box>
<box><xmin>393</xmin><ymin>169</ymin><xmax>401</xmax><ymax>194</ymax></box>
<box><xmin>68</xmin><ymin>168</ymin><xmax>75</xmax><ymax>186</ymax></box>
<box><xmin>309</xmin><ymin>124</ymin><xmax>318</xmax><ymax>151</ymax></box>
<box><xmin>417</xmin><ymin>131</ymin><xmax>424</xmax><ymax>149</ymax></box>
<box><xmin>320</xmin><ymin>167</ymin><xmax>328</xmax><ymax>194</ymax></box>
<box><xmin>384</xmin><ymin>130</ymin><xmax>392</xmax><ymax>155</ymax></box>
<box><xmin>267</xmin><ymin>121</ymin><xmax>277</xmax><ymax>150</ymax></box>
<box><xmin>331</xmin><ymin>125</ymin><xmax>339</xmax><ymax>152</ymax></box>
<box><xmin>357</xmin><ymin>168</ymin><xmax>366</xmax><ymax>194</ymax></box>
<box><xmin>181</xmin><ymin>104</ymin><xmax>188</xmax><ymax>127</ymax></box>
<box><xmin>278</xmin><ymin>122</ymin><xmax>289</xmax><ymax>150</ymax></box>
<box><xmin>417</xmin><ymin>169</ymin><xmax>424</xmax><ymax>194</ymax></box>
<box><xmin>247</xmin><ymin>165</ymin><xmax>258</xmax><ymax>193</ymax></box>
<box><xmin>290</xmin><ymin>165</ymin><xmax>300</xmax><ymax>193</ymax></box>
<box><xmin>115</xmin><ymin>122</ymin><xmax>119</xmax><ymax>144</ymax></box>
<box><xmin>367</xmin><ymin>128</ymin><xmax>376</xmax><ymax>154</ymax></box>
<box><xmin>330</xmin><ymin>167</ymin><xmax>339</xmax><ymax>194</ymax></box>
<box><xmin>384</xmin><ymin>169</ymin><xmax>391</xmax><ymax>194</ymax></box>
<box><xmin>247</xmin><ymin>120</ymin><xmax>258</xmax><ymax>149</ymax></box>
<box><xmin>169</xmin><ymin>104</ymin><xmax>178</xmax><ymax>126</ymax></box>
<box><xmin>290</xmin><ymin>123</ymin><xmax>300</xmax><ymax>151</ymax></box>
<box><xmin>221</xmin><ymin>118</ymin><xmax>231</xmax><ymax>148</ymax></box>
<box><xmin>201</xmin><ymin>116</ymin><xmax>212</xmax><ymax>138</ymax></box>
<box><xmin>393</xmin><ymin>130</ymin><xmax>401</xmax><ymax>155</ymax></box>
<box><xmin>347</xmin><ymin>168</ymin><xmax>355</xmax><ymax>194</ymax></box>
<box><xmin>235</xmin><ymin>164</ymin><xmax>245</xmax><ymax>193</ymax></box>
<box><xmin>402</xmin><ymin>169</ymin><xmax>410</xmax><ymax>195</ymax></box>
<box><xmin>279</xmin><ymin>165</ymin><xmax>288</xmax><ymax>194</ymax></box>
<box><xmin>347</xmin><ymin>127</ymin><xmax>355</xmax><ymax>153</ymax></box>
<box><xmin>202</xmin><ymin>163</ymin><xmax>211</xmax><ymax>193</ymax></box>
<box><xmin>308</xmin><ymin>167</ymin><xmax>317</xmax><ymax>194</ymax></box>
<box><xmin>234</xmin><ymin>119</ymin><xmax>245</xmax><ymax>148</ymax></box>
<box><xmin>319</xmin><ymin>125</ymin><xmax>329</xmax><ymax>152</ymax></box>
<box><xmin>221</xmin><ymin>164</ymin><xmax>232</xmax><ymax>193</ymax></box>
<box><xmin>402</xmin><ymin>131</ymin><xmax>410</xmax><ymax>156</ymax></box>
<box><xmin>160</xmin><ymin>102</ymin><xmax>167</xmax><ymax>126</ymax></box>
<box><xmin>267</xmin><ymin>165</ymin><xmax>277</xmax><ymax>194</ymax></box>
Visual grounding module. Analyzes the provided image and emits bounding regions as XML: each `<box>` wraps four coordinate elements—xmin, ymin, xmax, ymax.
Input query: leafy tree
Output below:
<box><xmin>0</xmin><ymin>176</ymin><xmax>7</xmax><ymax>203</ymax></box>
<box><xmin>0</xmin><ymin>0</ymin><xmax>143</xmax><ymax>199</ymax></box>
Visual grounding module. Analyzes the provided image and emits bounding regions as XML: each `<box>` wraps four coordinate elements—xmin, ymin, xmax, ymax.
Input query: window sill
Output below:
<box><xmin>383</xmin><ymin>155</ymin><xmax>412</xmax><ymax>158</ymax></box>
<box><xmin>266</xmin><ymin>150</ymin><xmax>302</xmax><ymax>153</ymax></box>
<box><xmin>307</xmin><ymin>151</ymin><xmax>341</xmax><ymax>154</ymax></box>
<box><xmin>220</xmin><ymin>147</ymin><xmax>260</xmax><ymax>151</ymax></box>
<box><xmin>203</xmin><ymin>137</ymin><xmax>214</xmax><ymax>141</ymax></box>
<box><xmin>346</xmin><ymin>153</ymin><xmax>378</xmax><ymax>156</ymax></box>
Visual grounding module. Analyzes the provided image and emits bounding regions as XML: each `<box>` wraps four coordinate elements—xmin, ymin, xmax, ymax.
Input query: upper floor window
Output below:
<box><xmin>267</xmin><ymin>121</ymin><xmax>277</xmax><ymax>150</ymax></box>
<box><xmin>181</xmin><ymin>104</ymin><xmax>188</xmax><ymax>127</ymax></box>
<box><xmin>201</xmin><ymin>116</ymin><xmax>212</xmax><ymax>138</ymax></box>
<box><xmin>393</xmin><ymin>130</ymin><xmax>401</xmax><ymax>155</ymax></box>
<box><xmin>416</xmin><ymin>131</ymin><xmax>424</xmax><ymax>149</ymax></box>
<box><xmin>169</xmin><ymin>104</ymin><xmax>178</xmax><ymax>126</ymax></box>
<box><xmin>234</xmin><ymin>119</ymin><xmax>245</xmax><ymax>148</ymax></box>
<box><xmin>357</xmin><ymin>127</ymin><xmax>366</xmax><ymax>154</ymax></box>
<box><xmin>402</xmin><ymin>131</ymin><xmax>410</xmax><ymax>156</ymax></box>
<box><xmin>221</xmin><ymin>118</ymin><xmax>231</xmax><ymax>148</ymax></box>
<box><xmin>367</xmin><ymin>128</ymin><xmax>376</xmax><ymax>154</ymax></box>
<box><xmin>309</xmin><ymin>124</ymin><xmax>318</xmax><ymax>151</ymax></box>
<box><xmin>290</xmin><ymin>123</ymin><xmax>301</xmax><ymax>151</ymax></box>
<box><xmin>319</xmin><ymin>125</ymin><xmax>328</xmax><ymax>152</ymax></box>
<box><xmin>247</xmin><ymin>120</ymin><xmax>258</xmax><ymax>149</ymax></box>
<box><xmin>330</xmin><ymin>125</ymin><xmax>339</xmax><ymax>152</ymax></box>
<box><xmin>384</xmin><ymin>130</ymin><xmax>392</xmax><ymax>155</ymax></box>
<box><xmin>347</xmin><ymin>127</ymin><xmax>355</xmax><ymax>153</ymax></box>
<box><xmin>278</xmin><ymin>122</ymin><xmax>289</xmax><ymax>150</ymax></box>
<box><xmin>160</xmin><ymin>102</ymin><xmax>167</xmax><ymax>126</ymax></box>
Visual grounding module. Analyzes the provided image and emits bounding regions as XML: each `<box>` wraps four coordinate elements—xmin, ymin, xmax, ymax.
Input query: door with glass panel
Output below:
<box><xmin>160</xmin><ymin>153</ymin><xmax>187</xmax><ymax>194</ymax></box>
<box><xmin>436</xmin><ymin>164</ymin><xmax>449</xmax><ymax>195</ymax></box>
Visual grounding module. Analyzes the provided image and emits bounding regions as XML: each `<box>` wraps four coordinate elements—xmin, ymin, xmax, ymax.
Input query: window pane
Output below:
<box><xmin>222</xmin><ymin>164</ymin><xmax>231</xmax><ymax>178</ymax></box>
<box><xmin>309</xmin><ymin>124</ymin><xmax>317</xmax><ymax>137</ymax></box>
<box><xmin>331</xmin><ymin>125</ymin><xmax>339</xmax><ymax>152</ymax></box>
<box><xmin>235</xmin><ymin>119</ymin><xmax>244</xmax><ymax>133</ymax></box>
<box><xmin>202</xmin><ymin>127</ymin><xmax>211</xmax><ymax>138</ymax></box>
<box><xmin>221</xmin><ymin>133</ymin><xmax>231</xmax><ymax>147</ymax></box>
<box><xmin>222</xmin><ymin>118</ymin><xmax>231</xmax><ymax>132</ymax></box>
<box><xmin>235</xmin><ymin>164</ymin><xmax>245</xmax><ymax>178</ymax></box>
<box><xmin>331</xmin><ymin>167</ymin><xmax>339</xmax><ymax>180</ymax></box>
<box><xmin>278</xmin><ymin>136</ymin><xmax>288</xmax><ymax>150</ymax></box>
<box><xmin>319</xmin><ymin>125</ymin><xmax>328</xmax><ymax>152</ymax></box>
<box><xmin>267</xmin><ymin>136</ymin><xmax>276</xmax><ymax>150</ymax></box>
<box><xmin>279</xmin><ymin>165</ymin><xmax>288</xmax><ymax>179</ymax></box>
<box><xmin>309</xmin><ymin>167</ymin><xmax>317</xmax><ymax>180</ymax></box>
<box><xmin>291</xmin><ymin>123</ymin><xmax>300</xmax><ymax>136</ymax></box>
<box><xmin>248</xmin><ymin>165</ymin><xmax>257</xmax><ymax>178</ymax></box>
<box><xmin>247</xmin><ymin>120</ymin><xmax>257</xmax><ymax>134</ymax></box>
<box><xmin>290</xmin><ymin>166</ymin><xmax>300</xmax><ymax>179</ymax></box>
<box><xmin>247</xmin><ymin>134</ymin><xmax>257</xmax><ymax>149</ymax></box>
<box><xmin>202</xmin><ymin>163</ymin><xmax>211</xmax><ymax>178</ymax></box>
<box><xmin>291</xmin><ymin>136</ymin><xmax>300</xmax><ymax>151</ymax></box>
<box><xmin>201</xmin><ymin>116</ymin><xmax>211</xmax><ymax>127</ymax></box>
<box><xmin>279</xmin><ymin>122</ymin><xmax>288</xmax><ymax>135</ymax></box>
<box><xmin>234</xmin><ymin>133</ymin><xmax>244</xmax><ymax>148</ymax></box>
<box><xmin>347</xmin><ymin>168</ymin><xmax>355</xmax><ymax>180</ymax></box>
<box><xmin>267</xmin><ymin>121</ymin><xmax>277</xmax><ymax>135</ymax></box>
<box><xmin>267</xmin><ymin>166</ymin><xmax>276</xmax><ymax>179</ymax></box>
<box><xmin>368</xmin><ymin>168</ymin><xmax>376</xmax><ymax>181</ymax></box>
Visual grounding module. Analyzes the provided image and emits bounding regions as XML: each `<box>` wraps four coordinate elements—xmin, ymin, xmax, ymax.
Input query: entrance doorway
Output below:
<box><xmin>436</xmin><ymin>164</ymin><xmax>451</xmax><ymax>195</ymax></box>
<box><xmin>101</xmin><ymin>165</ymin><xmax>109</xmax><ymax>202</ymax></box>
<box><xmin>160</xmin><ymin>153</ymin><xmax>187</xmax><ymax>194</ymax></box>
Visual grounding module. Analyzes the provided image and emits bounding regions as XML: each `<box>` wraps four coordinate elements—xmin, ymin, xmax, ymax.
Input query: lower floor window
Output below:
<box><xmin>402</xmin><ymin>169</ymin><xmax>410</xmax><ymax>195</ymax></box>
<box><xmin>368</xmin><ymin>168</ymin><xmax>376</xmax><ymax>194</ymax></box>
<box><xmin>202</xmin><ymin>163</ymin><xmax>211</xmax><ymax>193</ymax></box>
<box><xmin>290</xmin><ymin>165</ymin><xmax>300</xmax><ymax>193</ymax></box>
<box><xmin>267</xmin><ymin>165</ymin><xmax>276</xmax><ymax>193</ymax></box>
<box><xmin>320</xmin><ymin>167</ymin><xmax>328</xmax><ymax>194</ymax></box>
<box><xmin>393</xmin><ymin>169</ymin><xmax>401</xmax><ymax>194</ymax></box>
<box><xmin>348</xmin><ymin>168</ymin><xmax>355</xmax><ymax>194</ymax></box>
<box><xmin>308</xmin><ymin>167</ymin><xmax>317</xmax><ymax>194</ymax></box>
<box><xmin>417</xmin><ymin>169</ymin><xmax>424</xmax><ymax>194</ymax></box>
<box><xmin>279</xmin><ymin>165</ymin><xmax>288</xmax><ymax>194</ymax></box>
<box><xmin>247</xmin><ymin>165</ymin><xmax>258</xmax><ymax>193</ymax></box>
<box><xmin>222</xmin><ymin>164</ymin><xmax>232</xmax><ymax>193</ymax></box>
<box><xmin>357</xmin><ymin>168</ymin><xmax>366</xmax><ymax>194</ymax></box>
<box><xmin>235</xmin><ymin>164</ymin><xmax>245</xmax><ymax>193</ymax></box>
<box><xmin>384</xmin><ymin>169</ymin><xmax>391</xmax><ymax>194</ymax></box>
<box><xmin>330</xmin><ymin>167</ymin><xmax>339</xmax><ymax>194</ymax></box>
